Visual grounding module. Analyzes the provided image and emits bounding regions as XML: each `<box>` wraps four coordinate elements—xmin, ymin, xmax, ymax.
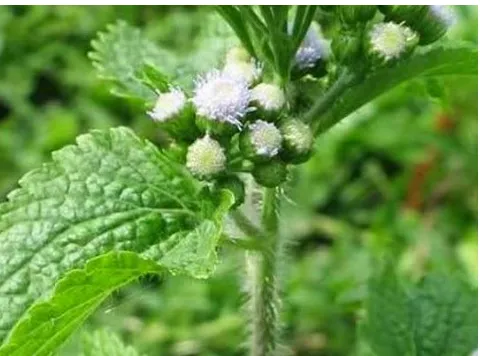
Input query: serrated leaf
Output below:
<box><xmin>79</xmin><ymin>328</ymin><xmax>143</xmax><ymax>356</ymax></box>
<box><xmin>362</xmin><ymin>264</ymin><xmax>415</xmax><ymax>356</ymax></box>
<box><xmin>412</xmin><ymin>275</ymin><xmax>477</xmax><ymax>356</ymax></box>
<box><xmin>363</xmin><ymin>266</ymin><xmax>478</xmax><ymax>356</ymax></box>
<box><xmin>0</xmin><ymin>127</ymin><xmax>233</xmax><ymax>354</ymax></box>
<box><xmin>317</xmin><ymin>43</ymin><xmax>478</xmax><ymax>133</ymax></box>
<box><xmin>89</xmin><ymin>21</ymin><xmax>177</xmax><ymax>102</ymax></box>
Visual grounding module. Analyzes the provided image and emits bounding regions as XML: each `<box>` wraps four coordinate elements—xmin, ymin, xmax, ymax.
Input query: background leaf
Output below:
<box><xmin>0</xmin><ymin>127</ymin><xmax>232</xmax><ymax>354</ymax></box>
<box><xmin>80</xmin><ymin>328</ymin><xmax>144</xmax><ymax>356</ymax></box>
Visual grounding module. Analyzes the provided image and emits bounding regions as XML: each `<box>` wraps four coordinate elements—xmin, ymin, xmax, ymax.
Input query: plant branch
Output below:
<box><xmin>246</xmin><ymin>188</ymin><xmax>281</xmax><ymax>356</ymax></box>
<box><xmin>303</xmin><ymin>70</ymin><xmax>361</xmax><ymax>135</ymax></box>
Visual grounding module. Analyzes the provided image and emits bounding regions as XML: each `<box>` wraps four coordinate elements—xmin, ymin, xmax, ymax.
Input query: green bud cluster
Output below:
<box><xmin>147</xmin><ymin>46</ymin><xmax>316</xmax><ymax>208</ymax></box>
<box><xmin>329</xmin><ymin>5</ymin><xmax>453</xmax><ymax>71</ymax></box>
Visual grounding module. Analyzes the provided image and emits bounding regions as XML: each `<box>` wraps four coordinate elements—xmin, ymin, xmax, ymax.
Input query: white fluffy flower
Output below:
<box><xmin>223</xmin><ymin>60</ymin><xmax>262</xmax><ymax>86</ymax></box>
<box><xmin>251</xmin><ymin>83</ymin><xmax>285</xmax><ymax>112</ymax></box>
<box><xmin>429</xmin><ymin>5</ymin><xmax>456</xmax><ymax>27</ymax></box>
<box><xmin>369</xmin><ymin>22</ymin><xmax>416</xmax><ymax>60</ymax></box>
<box><xmin>186</xmin><ymin>135</ymin><xmax>226</xmax><ymax>178</ymax></box>
<box><xmin>249</xmin><ymin>120</ymin><xmax>282</xmax><ymax>157</ymax></box>
<box><xmin>295</xmin><ymin>25</ymin><xmax>330</xmax><ymax>69</ymax></box>
<box><xmin>148</xmin><ymin>88</ymin><xmax>186</xmax><ymax>122</ymax></box>
<box><xmin>192</xmin><ymin>70</ymin><xmax>251</xmax><ymax>127</ymax></box>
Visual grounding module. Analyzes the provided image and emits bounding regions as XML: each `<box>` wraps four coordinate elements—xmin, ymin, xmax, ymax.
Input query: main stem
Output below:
<box><xmin>246</xmin><ymin>188</ymin><xmax>280</xmax><ymax>356</ymax></box>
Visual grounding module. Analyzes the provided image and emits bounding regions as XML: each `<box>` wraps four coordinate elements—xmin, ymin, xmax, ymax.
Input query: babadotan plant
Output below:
<box><xmin>0</xmin><ymin>6</ymin><xmax>477</xmax><ymax>356</ymax></box>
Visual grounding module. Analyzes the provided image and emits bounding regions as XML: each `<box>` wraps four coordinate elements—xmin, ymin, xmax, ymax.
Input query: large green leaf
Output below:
<box><xmin>316</xmin><ymin>43</ymin><xmax>478</xmax><ymax>133</ymax></box>
<box><xmin>0</xmin><ymin>127</ymin><xmax>233</xmax><ymax>354</ymax></box>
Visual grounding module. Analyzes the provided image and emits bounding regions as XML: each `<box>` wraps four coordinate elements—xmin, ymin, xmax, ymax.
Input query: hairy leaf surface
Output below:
<box><xmin>0</xmin><ymin>127</ymin><xmax>233</xmax><ymax>353</ymax></box>
<box><xmin>79</xmin><ymin>328</ymin><xmax>144</xmax><ymax>356</ymax></box>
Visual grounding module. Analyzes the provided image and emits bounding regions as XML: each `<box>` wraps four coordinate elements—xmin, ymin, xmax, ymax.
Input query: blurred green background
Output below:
<box><xmin>0</xmin><ymin>5</ymin><xmax>477</xmax><ymax>356</ymax></box>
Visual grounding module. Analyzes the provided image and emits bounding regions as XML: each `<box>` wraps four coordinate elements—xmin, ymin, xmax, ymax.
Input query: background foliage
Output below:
<box><xmin>0</xmin><ymin>5</ymin><xmax>477</xmax><ymax>356</ymax></box>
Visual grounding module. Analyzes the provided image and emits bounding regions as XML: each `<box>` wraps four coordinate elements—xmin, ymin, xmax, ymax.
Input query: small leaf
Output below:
<box><xmin>89</xmin><ymin>21</ymin><xmax>176</xmax><ymax>102</ymax></box>
<box><xmin>363</xmin><ymin>266</ymin><xmax>478</xmax><ymax>356</ymax></box>
<box><xmin>412</xmin><ymin>275</ymin><xmax>477</xmax><ymax>356</ymax></box>
<box><xmin>317</xmin><ymin>43</ymin><xmax>478</xmax><ymax>133</ymax></box>
<box><xmin>79</xmin><ymin>328</ymin><xmax>144</xmax><ymax>356</ymax></box>
<box><xmin>362</xmin><ymin>264</ymin><xmax>415</xmax><ymax>356</ymax></box>
<box><xmin>0</xmin><ymin>127</ymin><xmax>233</xmax><ymax>354</ymax></box>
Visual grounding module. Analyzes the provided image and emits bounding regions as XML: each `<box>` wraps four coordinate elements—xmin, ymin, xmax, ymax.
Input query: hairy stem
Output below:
<box><xmin>246</xmin><ymin>188</ymin><xmax>281</xmax><ymax>356</ymax></box>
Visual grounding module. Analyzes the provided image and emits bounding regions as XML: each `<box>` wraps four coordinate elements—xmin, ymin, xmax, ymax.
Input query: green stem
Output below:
<box><xmin>303</xmin><ymin>70</ymin><xmax>360</xmax><ymax>134</ymax></box>
<box><xmin>246</xmin><ymin>188</ymin><xmax>280</xmax><ymax>356</ymax></box>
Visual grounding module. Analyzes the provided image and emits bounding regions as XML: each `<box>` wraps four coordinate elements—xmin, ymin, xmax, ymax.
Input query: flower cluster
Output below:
<box><xmin>146</xmin><ymin>46</ymin><xmax>315</xmax><ymax>200</ymax></box>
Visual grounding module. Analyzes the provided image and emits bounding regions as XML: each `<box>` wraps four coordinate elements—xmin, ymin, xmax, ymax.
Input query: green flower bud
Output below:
<box><xmin>250</xmin><ymin>83</ymin><xmax>286</xmax><ymax>120</ymax></box>
<box><xmin>240</xmin><ymin>120</ymin><xmax>283</xmax><ymax>162</ymax></box>
<box><xmin>365</xmin><ymin>22</ymin><xmax>419</xmax><ymax>64</ymax></box>
<box><xmin>280</xmin><ymin>119</ymin><xmax>313</xmax><ymax>164</ymax></box>
<box><xmin>186</xmin><ymin>135</ymin><xmax>226</xmax><ymax>180</ymax></box>
<box><xmin>378</xmin><ymin>5</ymin><xmax>428</xmax><ymax>25</ymax></box>
<box><xmin>148</xmin><ymin>88</ymin><xmax>197</xmax><ymax>141</ymax></box>
<box><xmin>252</xmin><ymin>160</ymin><xmax>287</xmax><ymax>188</ymax></box>
<box><xmin>226</xmin><ymin>46</ymin><xmax>252</xmax><ymax>64</ymax></box>
<box><xmin>415</xmin><ymin>6</ymin><xmax>456</xmax><ymax>45</ymax></box>
<box><xmin>339</xmin><ymin>6</ymin><xmax>377</xmax><ymax>25</ymax></box>
<box><xmin>215</xmin><ymin>175</ymin><xmax>245</xmax><ymax>208</ymax></box>
<box><xmin>331</xmin><ymin>29</ymin><xmax>362</xmax><ymax>64</ymax></box>
<box><xmin>378</xmin><ymin>6</ymin><xmax>454</xmax><ymax>45</ymax></box>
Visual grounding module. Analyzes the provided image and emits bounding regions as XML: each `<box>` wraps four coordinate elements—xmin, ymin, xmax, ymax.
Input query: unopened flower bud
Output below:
<box><xmin>223</xmin><ymin>60</ymin><xmax>262</xmax><ymax>87</ymax></box>
<box><xmin>186</xmin><ymin>135</ymin><xmax>226</xmax><ymax>179</ymax></box>
<box><xmin>339</xmin><ymin>5</ymin><xmax>377</xmax><ymax>25</ymax></box>
<box><xmin>252</xmin><ymin>159</ymin><xmax>287</xmax><ymax>188</ymax></box>
<box><xmin>366</xmin><ymin>22</ymin><xmax>418</xmax><ymax>63</ymax></box>
<box><xmin>240</xmin><ymin>120</ymin><xmax>282</xmax><ymax>162</ymax></box>
<box><xmin>215</xmin><ymin>175</ymin><xmax>245</xmax><ymax>208</ymax></box>
<box><xmin>193</xmin><ymin>70</ymin><xmax>251</xmax><ymax>135</ymax></box>
<box><xmin>280</xmin><ymin>119</ymin><xmax>313</xmax><ymax>164</ymax></box>
<box><xmin>226</xmin><ymin>46</ymin><xmax>251</xmax><ymax>64</ymax></box>
<box><xmin>378</xmin><ymin>5</ymin><xmax>428</xmax><ymax>25</ymax></box>
<box><xmin>148</xmin><ymin>88</ymin><xmax>197</xmax><ymax>140</ymax></box>
<box><xmin>332</xmin><ymin>29</ymin><xmax>362</xmax><ymax>65</ymax></box>
<box><xmin>416</xmin><ymin>6</ymin><xmax>456</xmax><ymax>45</ymax></box>
<box><xmin>250</xmin><ymin>83</ymin><xmax>286</xmax><ymax>120</ymax></box>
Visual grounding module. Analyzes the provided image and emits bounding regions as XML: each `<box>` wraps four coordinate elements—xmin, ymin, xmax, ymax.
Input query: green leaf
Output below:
<box><xmin>89</xmin><ymin>21</ymin><xmax>177</xmax><ymax>102</ymax></box>
<box><xmin>0</xmin><ymin>127</ymin><xmax>233</xmax><ymax>354</ymax></box>
<box><xmin>362</xmin><ymin>264</ymin><xmax>415</xmax><ymax>356</ymax></box>
<box><xmin>363</xmin><ymin>266</ymin><xmax>478</xmax><ymax>356</ymax></box>
<box><xmin>317</xmin><ymin>43</ymin><xmax>478</xmax><ymax>134</ymax></box>
<box><xmin>412</xmin><ymin>275</ymin><xmax>477</xmax><ymax>356</ymax></box>
<box><xmin>79</xmin><ymin>328</ymin><xmax>144</xmax><ymax>356</ymax></box>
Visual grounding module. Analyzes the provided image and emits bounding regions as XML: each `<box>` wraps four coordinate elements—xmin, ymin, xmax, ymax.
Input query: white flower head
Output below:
<box><xmin>369</xmin><ymin>22</ymin><xmax>416</xmax><ymax>60</ymax></box>
<box><xmin>192</xmin><ymin>70</ymin><xmax>251</xmax><ymax>127</ymax></box>
<box><xmin>186</xmin><ymin>135</ymin><xmax>226</xmax><ymax>178</ymax></box>
<box><xmin>223</xmin><ymin>60</ymin><xmax>262</xmax><ymax>86</ymax></box>
<box><xmin>251</xmin><ymin>83</ymin><xmax>285</xmax><ymax>112</ymax></box>
<box><xmin>282</xmin><ymin>120</ymin><xmax>313</xmax><ymax>153</ymax></box>
<box><xmin>148</xmin><ymin>88</ymin><xmax>186</xmax><ymax>122</ymax></box>
<box><xmin>225</xmin><ymin>46</ymin><xmax>251</xmax><ymax>63</ymax></box>
<box><xmin>249</xmin><ymin>120</ymin><xmax>282</xmax><ymax>157</ymax></box>
<box><xmin>295</xmin><ymin>24</ymin><xmax>330</xmax><ymax>69</ymax></box>
<box><xmin>429</xmin><ymin>5</ymin><xmax>456</xmax><ymax>28</ymax></box>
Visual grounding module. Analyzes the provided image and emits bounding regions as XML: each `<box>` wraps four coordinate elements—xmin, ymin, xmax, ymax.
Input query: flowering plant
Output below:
<box><xmin>0</xmin><ymin>6</ymin><xmax>477</xmax><ymax>356</ymax></box>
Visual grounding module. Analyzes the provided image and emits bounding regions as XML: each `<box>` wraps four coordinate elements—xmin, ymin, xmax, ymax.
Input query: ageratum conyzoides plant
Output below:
<box><xmin>0</xmin><ymin>5</ymin><xmax>477</xmax><ymax>356</ymax></box>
